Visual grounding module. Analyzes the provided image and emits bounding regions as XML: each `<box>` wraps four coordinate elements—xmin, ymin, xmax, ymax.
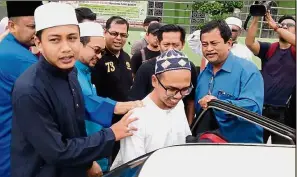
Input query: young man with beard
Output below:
<box><xmin>131</xmin><ymin>22</ymin><xmax>162</xmax><ymax>76</ymax></box>
<box><xmin>11</xmin><ymin>3</ymin><xmax>138</xmax><ymax>177</ymax></box>
<box><xmin>129</xmin><ymin>24</ymin><xmax>197</xmax><ymax>125</ymax></box>
<box><xmin>76</xmin><ymin>22</ymin><xmax>142</xmax><ymax>174</ymax></box>
<box><xmin>195</xmin><ymin>20</ymin><xmax>264</xmax><ymax>143</ymax></box>
<box><xmin>0</xmin><ymin>2</ymin><xmax>43</xmax><ymax>177</ymax></box>
<box><xmin>245</xmin><ymin>12</ymin><xmax>296</xmax><ymax>144</ymax></box>
<box><xmin>111</xmin><ymin>49</ymin><xmax>192</xmax><ymax>169</ymax></box>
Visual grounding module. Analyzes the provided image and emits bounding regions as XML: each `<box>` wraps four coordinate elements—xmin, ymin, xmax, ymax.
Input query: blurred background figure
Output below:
<box><xmin>0</xmin><ymin>17</ymin><xmax>9</xmax><ymax>42</ymax></box>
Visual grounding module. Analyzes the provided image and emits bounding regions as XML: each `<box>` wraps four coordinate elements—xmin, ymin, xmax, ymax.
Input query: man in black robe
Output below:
<box><xmin>10</xmin><ymin>2</ymin><xmax>137</xmax><ymax>177</ymax></box>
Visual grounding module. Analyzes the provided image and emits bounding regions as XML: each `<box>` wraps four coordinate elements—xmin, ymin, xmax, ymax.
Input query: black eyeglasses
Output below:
<box><xmin>87</xmin><ymin>45</ymin><xmax>106</xmax><ymax>56</ymax></box>
<box><xmin>231</xmin><ymin>29</ymin><xmax>239</xmax><ymax>32</ymax></box>
<box><xmin>106</xmin><ymin>30</ymin><xmax>129</xmax><ymax>38</ymax></box>
<box><xmin>156</xmin><ymin>75</ymin><xmax>193</xmax><ymax>97</ymax></box>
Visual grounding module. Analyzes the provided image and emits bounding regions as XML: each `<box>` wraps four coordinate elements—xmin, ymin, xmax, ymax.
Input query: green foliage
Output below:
<box><xmin>0</xmin><ymin>1</ymin><xmax>6</xmax><ymax>6</ymax></box>
<box><xmin>193</xmin><ymin>1</ymin><xmax>244</xmax><ymax>29</ymax></box>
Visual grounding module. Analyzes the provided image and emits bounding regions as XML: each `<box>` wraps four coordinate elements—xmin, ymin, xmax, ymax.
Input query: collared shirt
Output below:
<box><xmin>11</xmin><ymin>57</ymin><xmax>115</xmax><ymax>177</ymax></box>
<box><xmin>111</xmin><ymin>95</ymin><xmax>191</xmax><ymax>170</ymax></box>
<box><xmin>75</xmin><ymin>61</ymin><xmax>116</xmax><ymax>172</ymax></box>
<box><xmin>91</xmin><ymin>49</ymin><xmax>133</xmax><ymax>102</ymax></box>
<box><xmin>195</xmin><ymin>52</ymin><xmax>264</xmax><ymax>143</ymax></box>
<box><xmin>257</xmin><ymin>42</ymin><xmax>296</xmax><ymax>106</ymax></box>
<box><xmin>0</xmin><ymin>33</ymin><xmax>38</xmax><ymax>177</ymax></box>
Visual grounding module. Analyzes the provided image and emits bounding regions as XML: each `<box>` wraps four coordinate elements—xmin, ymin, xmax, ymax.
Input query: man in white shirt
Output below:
<box><xmin>111</xmin><ymin>49</ymin><xmax>192</xmax><ymax>169</ymax></box>
<box><xmin>187</xmin><ymin>16</ymin><xmax>254</xmax><ymax>71</ymax></box>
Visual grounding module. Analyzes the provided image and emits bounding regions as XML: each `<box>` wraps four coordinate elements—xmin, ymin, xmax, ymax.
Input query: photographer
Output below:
<box><xmin>245</xmin><ymin>11</ymin><xmax>296</xmax><ymax>144</ymax></box>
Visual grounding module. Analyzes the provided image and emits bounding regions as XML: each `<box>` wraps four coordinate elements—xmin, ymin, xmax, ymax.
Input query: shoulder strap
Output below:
<box><xmin>266</xmin><ymin>42</ymin><xmax>279</xmax><ymax>59</ymax></box>
<box><xmin>290</xmin><ymin>45</ymin><xmax>296</xmax><ymax>61</ymax></box>
<box><xmin>140</xmin><ymin>49</ymin><xmax>146</xmax><ymax>63</ymax></box>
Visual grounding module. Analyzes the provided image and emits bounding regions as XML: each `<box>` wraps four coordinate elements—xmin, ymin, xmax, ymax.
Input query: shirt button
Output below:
<box><xmin>76</xmin><ymin>104</ymin><xmax>79</xmax><ymax>108</ymax></box>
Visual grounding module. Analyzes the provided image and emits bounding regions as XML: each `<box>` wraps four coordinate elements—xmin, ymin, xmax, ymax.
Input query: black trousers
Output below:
<box><xmin>262</xmin><ymin>105</ymin><xmax>291</xmax><ymax>145</ymax></box>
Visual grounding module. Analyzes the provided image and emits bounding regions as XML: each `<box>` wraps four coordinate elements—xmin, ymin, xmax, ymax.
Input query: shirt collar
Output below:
<box><xmin>105</xmin><ymin>48</ymin><xmax>124</xmax><ymax>58</ymax></box>
<box><xmin>6</xmin><ymin>33</ymin><xmax>30</xmax><ymax>50</ymax></box>
<box><xmin>75</xmin><ymin>60</ymin><xmax>91</xmax><ymax>74</ymax></box>
<box><xmin>205</xmin><ymin>52</ymin><xmax>234</xmax><ymax>74</ymax></box>
<box><xmin>40</xmin><ymin>55</ymin><xmax>73</xmax><ymax>79</ymax></box>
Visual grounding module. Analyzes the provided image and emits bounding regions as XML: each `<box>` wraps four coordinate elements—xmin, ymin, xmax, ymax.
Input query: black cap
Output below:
<box><xmin>147</xmin><ymin>23</ymin><xmax>163</xmax><ymax>35</ymax></box>
<box><xmin>7</xmin><ymin>1</ymin><xmax>43</xmax><ymax>18</ymax></box>
<box><xmin>75</xmin><ymin>7</ymin><xmax>96</xmax><ymax>23</ymax></box>
<box><xmin>143</xmin><ymin>16</ymin><xmax>161</xmax><ymax>26</ymax></box>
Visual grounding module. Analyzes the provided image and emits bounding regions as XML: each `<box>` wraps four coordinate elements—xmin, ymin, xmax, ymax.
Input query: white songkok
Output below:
<box><xmin>225</xmin><ymin>17</ymin><xmax>242</xmax><ymax>29</ymax></box>
<box><xmin>34</xmin><ymin>2</ymin><xmax>78</xmax><ymax>32</ymax></box>
<box><xmin>79</xmin><ymin>22</ymin><xmax>104</xmax><ymax>37</ymax></box>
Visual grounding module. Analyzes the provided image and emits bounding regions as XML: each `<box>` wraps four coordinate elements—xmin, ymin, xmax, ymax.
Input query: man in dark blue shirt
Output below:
<box><xmin>246</xmin><ymin>12</ymin><xmax>296</xmax><ymax>144</ymax></box>
<box><xmin>195</xmin><ymin>20</ymin><xmax>264</xmax><ymax>143</ymax></box>
<box><xmin>11</xmin><ymin>3</ymin><xmax>137</xmax><ymax>177</ymax></box>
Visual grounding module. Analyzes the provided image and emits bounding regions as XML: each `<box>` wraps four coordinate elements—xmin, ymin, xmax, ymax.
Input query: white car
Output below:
<box><xmin>104</xmin><ymin>100</ymin><xmax>296</xmax><ymax>177</ymax></box>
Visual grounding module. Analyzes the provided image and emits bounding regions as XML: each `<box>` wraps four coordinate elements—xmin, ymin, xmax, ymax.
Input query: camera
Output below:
<box><xmin>250</xmin><ymin>1</ymin><xmax>272</xmax><ymax>16</ymax></box>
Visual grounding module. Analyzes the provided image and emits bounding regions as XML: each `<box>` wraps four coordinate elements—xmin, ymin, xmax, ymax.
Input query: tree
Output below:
<box><xmin>192</xmin><ymin>1</ymin><xmax>244</xmax><ymax>29</ymax></box>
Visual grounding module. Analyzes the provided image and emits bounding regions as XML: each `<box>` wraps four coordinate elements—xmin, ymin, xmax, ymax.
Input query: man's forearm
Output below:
<box><xmin>276</xmin><ymin>28</ymin><xmax>296</xmax><ymax>46</ymax></box>
<box><xmin>246</xmin><ymin>17</ymin><xmax>259</xmax><ymax>47</ymax></box>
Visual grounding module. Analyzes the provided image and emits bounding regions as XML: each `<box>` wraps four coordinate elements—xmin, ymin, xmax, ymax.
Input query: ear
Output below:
<box><xmin>34</xmin><ymin>36</ymin><xmax>43</xmax><ymax>54</ymax></box>
<box><xmin>151</xmin><ymin>75</ymin><xmax>158</xmax><ymax>88</ymax></box>
<box><xmin>7</xmin><ymin>20</ymin><xmax>15</xmax><ymax>32</ymax></box>
<box><xmin>226</xmin><ymin>38</ymin><xmax>233</xmax><ymax>50</ymax></box>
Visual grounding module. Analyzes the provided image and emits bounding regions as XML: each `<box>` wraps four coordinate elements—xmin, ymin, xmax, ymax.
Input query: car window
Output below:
<box><xmin>103</xmin><ymin>154</ymin><xmax>151</xmax><ymax>177</ymax></box>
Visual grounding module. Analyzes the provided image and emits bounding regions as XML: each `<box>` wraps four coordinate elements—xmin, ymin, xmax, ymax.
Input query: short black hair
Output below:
<box><xmin>278</xmin><ymin>15</ymin><xmax>296</xmax><ymax>24</ymax></box>
<box><xmin>35</xmin><ymin>30</ymin><xmax>43</xmax><ymax>41</ymax></box>
<box><xmin>75</xmin><ymin>7</ymin><xmax>96</xmax><ymax>23</ymax></box>
<box><xmin>143</xmin><ymin>17</ymin><xmax>161</xmax><ymax>26</ymax></box>
<box><xmin>200</xmin><ymin>20</ymin><xmax>232</xmax><ymax>43</ymax></box>
<box><xmin>157</xmin><ymin>24</ymin><xmax>186</xmax><ymax>44</ymax></box>
<box><xmin>105</xmin><ymin>16</ymin><xmax>129</xmax><ymax>31</ymax></box>
<box><xmin>80</xmin><ymin>36</ymin><xmax>90</xmax><ymax>46</ymax></box>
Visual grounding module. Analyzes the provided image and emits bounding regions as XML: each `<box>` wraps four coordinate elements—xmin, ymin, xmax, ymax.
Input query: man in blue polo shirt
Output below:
<box><xmin>195</xmin><ymin>20</ymin><xmax>264</xmax><ymax>143</ymax></box>
<box><xmin>76</xmin><ymin>22</ymin><xmax>142</xmax><ymax>174</ymax></box>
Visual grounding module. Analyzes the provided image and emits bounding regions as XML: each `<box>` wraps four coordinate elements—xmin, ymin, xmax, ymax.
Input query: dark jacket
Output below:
<box><xmin>11</xmin><ymin>57</ymin><xmax>115</xmax><ymax>177</ymax></box>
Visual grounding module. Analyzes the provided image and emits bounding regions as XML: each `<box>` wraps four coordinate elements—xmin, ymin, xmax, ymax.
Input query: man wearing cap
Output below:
<box><xmin>111</xmin><ymin>49</ymin><xmax>192</xmax><ymax>169</ymax></box>
<box><xmin>131</xmin><ymin>22</ymin><xmax>162</xmax><ymax>76</ymax></box>
<box><xmin>131</xmin><ymin>16</ymin><xmax>161</xmax><ymax>56</ymax></box>
<box><xmin>11</xmin><ymin>3</ymin><xmax>138</xmax><ymax>177</ymax></box>
<box><xmin>188</xmin><ymin>16</ymin><xmax>254</xmax><ymax>71</ymax></box>
<box><xmin>129</xmin><ymin>24</ymin><xmax>197</xmax><ymax>125</ymax></box>
<box><xmin>77</xmin><ymin>21</ymin><xmax>142</xmax><ymax>173</ymax></box>
<box><xmin>0</xmin><ymin>2</ymin><xmax>42</xmax><ymax>177</ymax></box>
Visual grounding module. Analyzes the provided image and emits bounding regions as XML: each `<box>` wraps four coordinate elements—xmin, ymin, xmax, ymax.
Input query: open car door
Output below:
<box><xmin>191</xmin><ymin>100</ymin><xmax>296</xmax><ymax>144</ymax></box>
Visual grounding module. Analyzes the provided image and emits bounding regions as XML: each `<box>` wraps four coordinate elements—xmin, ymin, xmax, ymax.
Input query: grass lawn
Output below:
<box><xmin>123</xmin><ymin>30</ymin><xmax>278</xmax><ymax>70</ymax></box>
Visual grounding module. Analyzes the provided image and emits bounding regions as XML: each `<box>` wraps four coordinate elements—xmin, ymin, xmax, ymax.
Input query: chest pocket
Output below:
<box><xmin>217</xmin><ymin>90</ymin><xmax>236</xmax><ymax>100</ymax></box>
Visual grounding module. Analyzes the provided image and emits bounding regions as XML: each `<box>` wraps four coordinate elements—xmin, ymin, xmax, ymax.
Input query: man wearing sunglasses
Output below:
<box><xmin>111</xmin><ymin>49</ymin><xmax>192</xmax><ymax>169</ymax></box>
<box><xmin>76</xmin><ymin>22</ymin><xmax>143</xmax><ymax>174</ymax></box>
<box><xmin>246</xmin><ymin>12</ymin><xmax>296</xmax><ymax>144</ymax></box>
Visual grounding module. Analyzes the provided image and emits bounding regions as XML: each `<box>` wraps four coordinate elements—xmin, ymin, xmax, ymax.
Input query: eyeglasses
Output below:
<box><xmin>156</xmin><ymin>75</ymin><xmax>193</xmax><ymax>97</ymax></box>
<box><xmin>87</xmin><ymin>45</ymin><xmax>106</xmax><ymax>56</ymax></box>
<box><xmin>106</xmin><ymin>30</ymin><xmax>129</xmax><ymax>38</ymax></box>
<box><xmin>231</xmin><ymin>29</ymin><xmax>239</xmax><ymax>32</ymax></box>
<box><xmin>280</xmin><ymin>23</ymin><xmax>295</xmax><ymax>28</ymax></box>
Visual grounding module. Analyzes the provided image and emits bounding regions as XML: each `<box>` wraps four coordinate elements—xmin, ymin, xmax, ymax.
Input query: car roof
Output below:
<box><xmin>138</xmin><ymin>143</ymin><xmax>295</xmax><ymax>177</ymax></box>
